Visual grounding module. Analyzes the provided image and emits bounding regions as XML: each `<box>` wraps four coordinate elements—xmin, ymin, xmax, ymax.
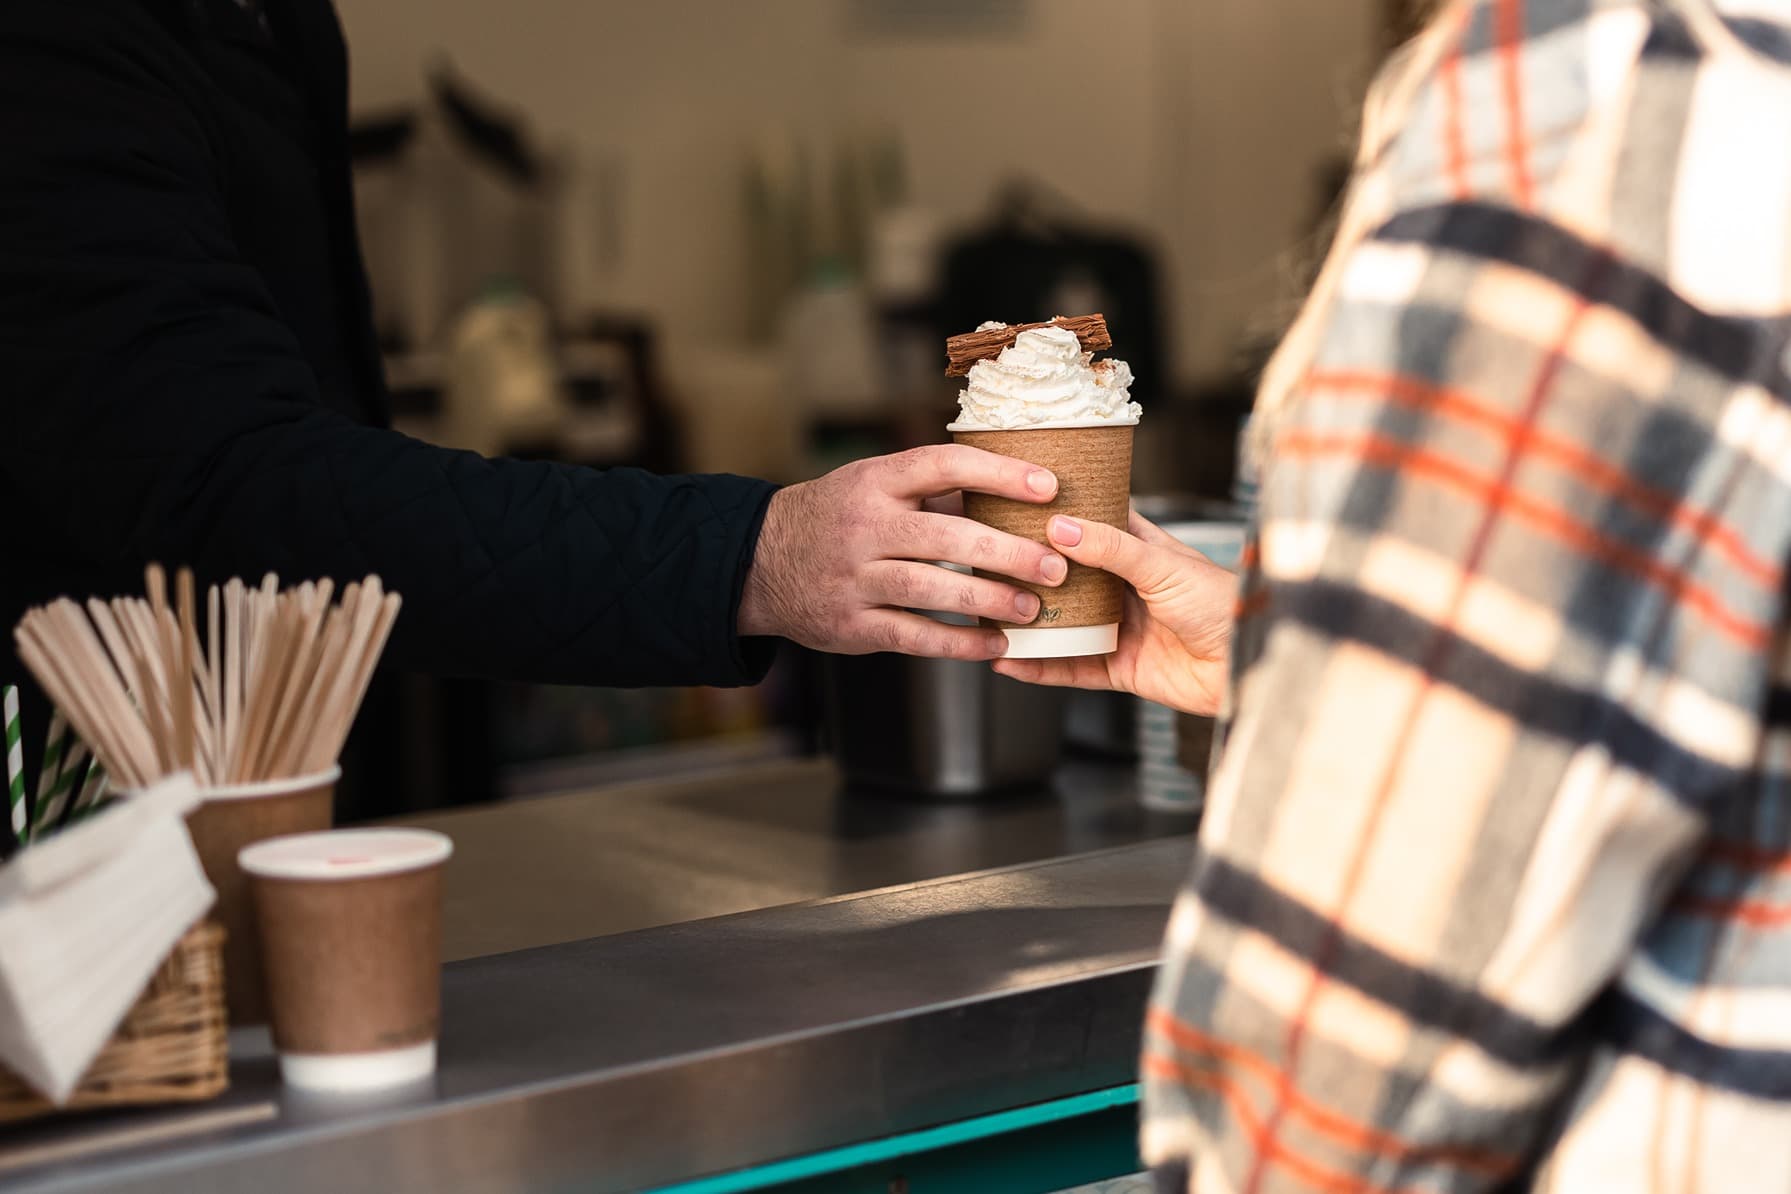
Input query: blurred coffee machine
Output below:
<box><xmin>350</xmin><ymin>61</ymin><xmax>559</xmax><ymax>355</ymax></box>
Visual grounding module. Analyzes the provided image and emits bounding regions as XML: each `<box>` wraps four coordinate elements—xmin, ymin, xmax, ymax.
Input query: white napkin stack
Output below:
<box><xmin>0</xmin><ymin>774</ymin><xmax>215</xmax><ymax>1103</ymax></box>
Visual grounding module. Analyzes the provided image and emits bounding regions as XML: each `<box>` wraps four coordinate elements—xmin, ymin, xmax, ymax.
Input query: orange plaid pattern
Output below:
<box><xmin>1145</xmin><ymin>2</ymin><xmax>1791</xmax><ymax>1190</ymax></box>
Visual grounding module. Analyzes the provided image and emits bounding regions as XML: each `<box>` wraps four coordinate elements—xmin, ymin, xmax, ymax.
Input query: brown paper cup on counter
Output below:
<box><xmin>951</xmin><ymin>422</ymin><xmax>1134</xmax><ymax>658</ymax></box>
<box><xmin>240</xmin><ymin>828</ymin><xmax>453</xmax><ymax>1093</ymax></box>
<box><xmin>186</xmin><ymin>768</ymin><xmax>338</xmax><ymax>1026</ymax></box>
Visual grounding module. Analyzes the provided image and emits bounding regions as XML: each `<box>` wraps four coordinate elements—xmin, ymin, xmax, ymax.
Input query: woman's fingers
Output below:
<box><xmin>991</xmin><ymin>655</ymin><xmax>1117</xmax><ymax>691</ymax></box>
<box><xmin>1127</xmin><ymin>510</ymin><xmax>1200</xmax><ymax>556</ymax></box>
<box><xmin>1046</xmin><ymin>516</ymin><xmax>1182</xmax><ymax>594</ymax></box>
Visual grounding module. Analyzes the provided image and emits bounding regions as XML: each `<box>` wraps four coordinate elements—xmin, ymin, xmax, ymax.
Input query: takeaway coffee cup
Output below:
<box><xmin>950</xmin><ymin>423</ymin><xmax>1134</xmax><ymax>658</ymax></box>
<box><xmin>240</xmin><ymin>827</ymin><xmax>452</xmax><ymax>1092</ymax></box>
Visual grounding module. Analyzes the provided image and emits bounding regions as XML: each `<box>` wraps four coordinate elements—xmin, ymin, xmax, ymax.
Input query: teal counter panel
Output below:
<box><xmin>650</xmin><ymin>1085</ymin><xmax>1142</xmax><ymax>1194</ymax></box>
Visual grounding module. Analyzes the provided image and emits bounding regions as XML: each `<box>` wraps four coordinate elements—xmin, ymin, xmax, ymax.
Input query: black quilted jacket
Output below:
<box><xmin>0</xmin><ymin>0</ymin><xmax>780</xmax><ymax>739</ymax></box>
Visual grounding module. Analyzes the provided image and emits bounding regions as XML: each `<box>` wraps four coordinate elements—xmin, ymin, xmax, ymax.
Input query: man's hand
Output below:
<box><xmin>739</xmin><ymin>445</ymin><xmax>1068</xmax><ymax>659</ymax></box>
<box><xmin>993</xmin><ymin>512</ymin><xmax>1237</xmax><ymax>715</ymax></box>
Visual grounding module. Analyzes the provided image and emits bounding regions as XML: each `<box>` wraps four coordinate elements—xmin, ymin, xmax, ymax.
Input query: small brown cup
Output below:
<box><xmin>240</xmin><ymin>828</ymin><xmax>453</xmax><ymax>1092</ymax></box>
<box><xmin>951</xmin><ymin>423</ymin><xmax>1135</xmax><ymax>657</ymax></box>
<box><xmin>186</xmin><ymin>769</ymin><xmax>338</xmax><ymax>1025</ymax></box>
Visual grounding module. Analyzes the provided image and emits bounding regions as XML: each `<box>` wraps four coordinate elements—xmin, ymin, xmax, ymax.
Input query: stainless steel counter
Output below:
<box><xmin>0</xmin><ymin>840</ymin><xmax>1192</xmax><ymax>1194</ymax></box>
<box><xmin>395</xmin><ymin>756</ymin><xmax>1188</xmax><ymax>961</ymax></box>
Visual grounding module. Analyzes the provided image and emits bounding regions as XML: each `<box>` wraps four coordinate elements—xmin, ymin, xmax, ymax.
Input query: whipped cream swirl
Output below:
<box><xmin>950</xmin><ymin>325</ymin><xmax>1140</xmax><ymax>431</ymax></box>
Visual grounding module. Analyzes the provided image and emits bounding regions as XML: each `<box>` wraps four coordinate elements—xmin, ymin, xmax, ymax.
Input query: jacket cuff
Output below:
<box><xmin>720</xmin><ymin>479</ymin><xmax>781</xmax><ymax>686</ymax></box>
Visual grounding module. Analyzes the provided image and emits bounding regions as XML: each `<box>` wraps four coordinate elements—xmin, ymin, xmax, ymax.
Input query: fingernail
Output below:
<box><xmin>1027</xmin><ymin>469</ymin><xmax>1057</xmax><ymax>497</ymax></box>
<box><xmin>1016</xmin><ymin>593</ymin><xmax>1040</xmax><ymax>621</ymax></box>
<box><xmin>987</xmin><ymin>633</ymin><xmax>1009</xmax><ymax>656</ymax></box>
<box><xmin>1041</xmin><ymin>555</ymin><xmax>1068</xmax><ymax>583</ymax></box>
<box><xmin>1049</xmin><ymin>517</ymin><xmax>1082</xmax><ymax>546</ymax></box>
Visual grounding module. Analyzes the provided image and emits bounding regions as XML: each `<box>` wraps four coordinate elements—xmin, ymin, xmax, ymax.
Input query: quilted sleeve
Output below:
<box><xmin>0</xmin><ymin>4</ymin><xmax>778</xmax><ymax>688</ymax></box>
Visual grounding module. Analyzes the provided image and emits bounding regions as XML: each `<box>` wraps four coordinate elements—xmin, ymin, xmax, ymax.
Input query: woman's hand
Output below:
<box><xmin>992</xmin><ymin>512</ymin><xmax>1238</xmax><ymax>716</ymax></box>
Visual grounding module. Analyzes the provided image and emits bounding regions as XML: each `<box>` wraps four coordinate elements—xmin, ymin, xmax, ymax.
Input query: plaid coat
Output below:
<box><xmin>1144</xmin><ymin>1</ymin><xmax>1791</xmax><ymax>1190</ymax></box>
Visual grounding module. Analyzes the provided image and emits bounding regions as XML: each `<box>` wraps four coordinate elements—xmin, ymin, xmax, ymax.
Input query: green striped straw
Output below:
<box><xmin>30</xmin><ymin>714</ymin><xmax>84</xmax><ymax>842</ymax></box>
<box><xmin>3</xmin><ymin>686</ymin><xmax>24</xmax><ymax>847</ymax></box>
<box><xmin>35</xmin><ymin>712</ymin><xmax>68</xmax><ymax>797</ymax></box>
<box><xmin>60</xmin><ymin>761</ymin><xmax>109</xmax><ymax>827</ymax></box>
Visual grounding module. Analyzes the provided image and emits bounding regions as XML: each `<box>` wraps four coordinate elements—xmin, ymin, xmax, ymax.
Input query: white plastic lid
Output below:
<box><xmin>238</xmin><ymin>828</ymin><xmax>453</xmax><ymax>882</ymax></box>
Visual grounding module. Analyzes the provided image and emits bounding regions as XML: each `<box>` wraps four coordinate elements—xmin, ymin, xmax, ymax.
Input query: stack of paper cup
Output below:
<box><xmin>239</xmin><ymin>828</ymin><xmax>452</xmax><ymax>1093</ymax></box>
<box><xmin>1136</xmin><ymin>698</ymin><xmax>1198</xmax><ymax>813</ymax></box>
<box><xmin>186</xmin><ymin>769</ymin><xmax>338</xmax><ymax>1025</ymax></box>
<box><xmin>1137</xmin><ymin>521</ymin><xmax>1245</xmax><ymax>814</ymax></box>
<box><xmin>952</xmin><ymin>424</ymin><xmax>1134</xmax><ymax>659</ymax></box>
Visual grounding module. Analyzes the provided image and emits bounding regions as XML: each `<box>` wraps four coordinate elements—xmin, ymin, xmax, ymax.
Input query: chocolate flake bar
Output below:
<box><xmin>944</xmin><ymin>314</ymin><xmax>1111</xmax><ymax>377</ymax></box>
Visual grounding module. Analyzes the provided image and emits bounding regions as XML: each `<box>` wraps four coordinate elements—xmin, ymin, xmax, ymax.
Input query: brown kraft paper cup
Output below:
<box><xmin>952</xmin><ymin>423</ymin><xmax>1134</xmax><ymax>647</ymax></box>
<box><xmin>243</xmin><ymin>828</ymin><xmax>450</xmax><ymax>1092</ymax></box>
<box><xmin>186</xmin><ymin>770</ymin><xmax>337</xmax><ymax>1025</ymax></box>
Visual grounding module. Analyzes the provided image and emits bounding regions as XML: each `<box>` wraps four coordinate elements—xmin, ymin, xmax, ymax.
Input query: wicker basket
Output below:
<box><xmin>0</xmin><ymin>922</ymin><xmax>228</xmax><ymax>1123</ymax></box>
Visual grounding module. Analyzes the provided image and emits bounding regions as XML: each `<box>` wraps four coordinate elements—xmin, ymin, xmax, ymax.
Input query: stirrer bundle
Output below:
<box><xmin>14</xmin><ymin>569</ymin><xmax>401</xmax><ymax>791</ymax></box>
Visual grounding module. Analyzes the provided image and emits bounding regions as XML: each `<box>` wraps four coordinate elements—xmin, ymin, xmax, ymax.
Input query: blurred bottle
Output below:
<box><xmin>867</xmin><ymin>203</ymin><xmax>944</xmax><ymax>410</ymax></box>
<box><xmin>780</xmin><ymin>256</ymin><xmax>886</xmax><ymax>420</ymax></box>
<box><xmin>744</xmin><ymin>131</ymin><xmax>815</xmax><ymax>344</ymax></box>
<box><xmin>1232</xmin><ymin>411</ymin><xmax>1261</xmax><ymax>519</ymax></box>
<box><xmin>444</xmin><ymin>277</ymin><xmax>563</xmax><ymax>456</ymax></box>
<box><xmin>1144</xmin><ymin>522</ymin><xmax>1244</xmax><ymax>818</ymax></box>
<box><xmin>1178</xmin><ymin>411</ymin><xmax>1265</xmax><ymax>817</ymax></box>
